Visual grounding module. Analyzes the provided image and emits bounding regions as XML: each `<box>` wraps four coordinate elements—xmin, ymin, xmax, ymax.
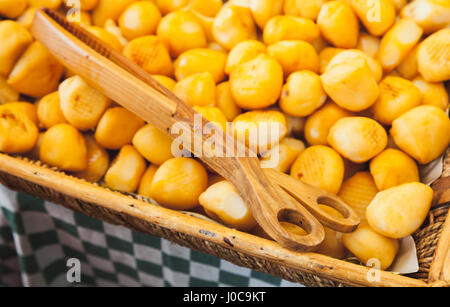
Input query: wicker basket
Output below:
<box><xmin>0</xmin><ymin>149</ymin><xmax>448</xmax><ymax>287</ymax></box>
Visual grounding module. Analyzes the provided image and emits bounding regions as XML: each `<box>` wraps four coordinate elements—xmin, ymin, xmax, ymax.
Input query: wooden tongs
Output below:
<box><xmin>31</xmin><ymin>8</ymin><xmax>360</xmax><ymax>252</ymax></box>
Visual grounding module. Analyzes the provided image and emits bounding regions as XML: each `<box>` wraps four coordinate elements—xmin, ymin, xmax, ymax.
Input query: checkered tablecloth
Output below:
<box><xmin>0</xmin><ymin>185</ymin><xmax>301</xmax><ymax>287</ymax></box>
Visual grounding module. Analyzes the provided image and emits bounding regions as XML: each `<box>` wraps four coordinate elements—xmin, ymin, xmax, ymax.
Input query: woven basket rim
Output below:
<box><xmin>2</xmin><ymin>153</ymin><xmax>447</xmax><ymax>287</ymax></box>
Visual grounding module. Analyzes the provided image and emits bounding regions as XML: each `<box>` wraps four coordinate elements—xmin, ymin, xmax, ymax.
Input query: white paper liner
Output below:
<box><xmin>420</xmin><ymin>155</ymin><xmax>445</xmax><ymax>185</ymax></box>
<box><xmin>389</xmin><ymin>235</ymin><xmax>419</xmax><ymax>274</ymax></box>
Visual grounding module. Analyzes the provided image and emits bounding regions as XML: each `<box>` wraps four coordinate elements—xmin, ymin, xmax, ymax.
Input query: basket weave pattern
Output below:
<box><xmin>409</xmin><ymin>205</ymin><xmax>449</xmax><ymax>281</ymax></box>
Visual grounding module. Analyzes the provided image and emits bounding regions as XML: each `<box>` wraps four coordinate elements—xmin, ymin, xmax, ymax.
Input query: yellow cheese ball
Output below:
<box><xmin>188</xmin><ymin>0</ymin><xmax>223</xmax><ymax>17</ymax></box>
<box><xmin>225</xmin><ymin>40</ymin><xmax>266</xmax><ymax>75</ymax></box>
<box><xmin>2</xmin><ymin>102</ymin><xmax>38</xmax><ymax>126</ymax></box>
<box><xmin>155</xmin><ymin>0</ymin><xmax>189</xmax><ymax>15</ymax></box>
<box><xmin>342</xmin><ymin>223</ymin><xmax>399</xmax><ymax>270</ymax></box>
<box><xmin>372</xmin><ymin>76</ymin><xmax>423</xmax><ymax>125</ymax></box>
<box><xmin>366</xmin><ymin>182</ymin><xmax>433</xmax><ymax>239</ymax></box>
<box><xmin>118</xmin><ymin>1</ymin><xmax>162</xmax><ymax>40</ymax></box>
<box><xmin>280</xmin><ymin>71</ymin><xmax>327</xmax><ymax>117</ymax></box>
<box><xmin>199</xmin><ymin>180</ymin><xmax>257</xmax><ymax>231</ymax></box>
<box><xmin>0</xmin><ymin>103</ymin><xmax>39</xmax><ymax>154</ymax></box>
<box><xmin>377</xmin><ymin>18</ymin><xmax>423</xmax><ymax>73</ymax></box>
<box><xmin>0</xmin><ymin>20</ymin><xmax>32</xmax><ymax>77</ymax></box>
<box><xmin>157</xmin><ymin>10</ymin><xmax>207</xmax><ymax>57</ymax></box>
<box><xmin>390</xmin><ymin>105</ymin><xmax>450</xmax><ymax>164</ymax></box>
<box><xmin>7</xmin><ymin>42</ymin><xmax>64</xmax><ymax>98</ymax></box>
<box><xmin>212</xmin><ymin>5</ymin><xmax>257</xmax><ymax>50</ymax></box>
<box><xmin>401</xmin><ymin>0</ymin><xmax>450</xmax><ymax>33</ymax></box>
<box><xmin>370</xmin><ymin>149</ymin><xmax>420</xmax><ymax>191</ymax></box>
<box><xmin>412</xmin><ymin>77</ymin><xmax>449</xmax><ymax>110</ymax></box>
<box><xmin>37</xmin><ymin>92</ymin><xmax>68</xmax><ymax>129</ymax></box>
<box><xmin>260</xmin><ymin>137</ymin><xmax>305</xmax><ymax>173</ymax></box>
<box><xmin>417</xmin><ymin>28</ymin><xmax>450</xmax><ymax>82</ymax></box>
<box><xmin>249</xmin><ymin>0</ymin><xmax>284</xmax><ymax>29</ymax></box>
<box><xmin>283</xmin><ymin>0</ymin><xmax>327</xmax><ymax>21</ymax></box>
<box><xmin>138</xmin><ymin>164</ymin><xmax>159</xmax><ymax>199</ymax></box>
<box><xmin>59</xmin><ymin>75</ymin><xmax>111</xmax><ymax>131</ymax></box>
<box><xmin>95</xmin><ymin>107</ymin><xmax>146</xmax><ymax>150</ymax></box>
<box><xmin>74</xmin><ymin>135</ymin><xmax>110</xmax><ymax>183</ymax></box>
<box><xmin>215</xmin><ymin>81</ymin><xmax>242</xmax><ymax>121</ymax></box>
<box><xmin>233</xmin><ymin>110</ymin><xmax>288</xmax><ymax>154</ymax></box>
<box><xmin>263</xmin><ymin>15</ymin><xmax>320</xmax><ymax>45</ymax></box>
<box><xmin>40</xmin><ymin>124</ymin><xmax>88</xmax><ymax>172</ymax></box>
<box><xmin>151</xmin><ymin>157</ymin><xmax>208</xmax><ymax>210</ymax></box>
<box><xmin>351</xmin><ymin>0</ymin><xmax>396</xmax><ymax>36</ymax></box>
<box><xmin>193</xmin><ymin>106</ymin><xmax>228</xmax><ymax>131</ymax></box>
<box><xmin>93</xmin><ymin>0</ymin><xmax>134</xmax><ymax>27</ymax></box>
<box><xmin>304</xmin><ymin>102</ymin><xmax>352</xmax><ymax>146</ymax></box>
<box><xmin>321</xmin><ymin>52</ymin><xmax>380</xmax><ymax>112</ymax></box>
<box><xmin>132</xmin><ymin>124</ymin><xmax>174</xmax><ymax>166</ymax></box>
<box><xmin>327</xmin><ymin>49</ymin><xmax>383</xmax><ymax>82</ymax></box>
<box><xmin>229</xmin><ymin>54</ymin><xmax>283</xmax><ymax>110</ymax></box>
<box><xmin>267</xmin><ymin>40</ymin><xmax>320</xmax><ymax>76</ymax></box>
<box><xmin>0</xmin><ymin>0</ymin><xmax>27</xmax><ymax>19</ymax></box>
<box><xmin>319</xmin><ymin>47</ymin><xmax>344</xmax><ymax>74</ymax></box>
<box><xmin>317</xmin><ymin>0</ymin><xmax>359</xmax><ymax>48</ymax></box>
<box><xmin>123</xmin><ymin>35</ymin><xmax>174</xmax><ymax>77</ymax></box>
<box><xmin>174</xmin><ymin>48</ymin><xmax>227</xmax><ymax>83</ymax></box>
<box><xmin>174</xmin><ymin>72</ymin><xmax>216</xmax><ymax>107</ymax></box>
<box><xmin>338</xmin><ymin>172</ymin><xmax>378</xmax><ymax>223</ymax></box>
<box><xmin>290</xmin><ymin>145</ymin><xmax>345</xmax><ymax>194</ymax></box>
<box><xmin>104</xmin><ymin>145</ymin><xmax>147</xmax><ymax>193</ymax></box>
<box><xmin>328</xmin><ymin>117</ymin><xmax>388</xmax><ymax>163</ymax></box>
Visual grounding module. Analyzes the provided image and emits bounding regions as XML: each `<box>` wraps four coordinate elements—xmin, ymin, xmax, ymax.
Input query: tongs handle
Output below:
<box><xmin>265</xmin><ymin>169</ymin><xmax>360</xmax><ymax>233</ymax></box>
<box><xmin>31</xmin><ymin>8</ymin><xmax>327</xmax><ymax>252</ymax></box>
<box><xmin>32</xmin><ymin>11</ymin><xmax>179</xmax><ymax>132</ymax></box>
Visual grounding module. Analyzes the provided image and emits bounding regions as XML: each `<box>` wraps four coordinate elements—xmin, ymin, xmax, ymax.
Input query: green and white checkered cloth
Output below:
<box><xmin>0</xmin><ymin>185</ymin><xmax>301</xmax><ymax>287</ymax></box>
